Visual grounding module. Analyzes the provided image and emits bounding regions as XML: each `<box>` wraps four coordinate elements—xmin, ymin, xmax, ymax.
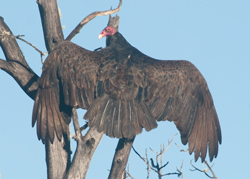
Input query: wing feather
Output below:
<box><xmin>40</xmin><ymin>89</ymin><xmax>47</xmax><ymax>143</ymax></box>
<box><xmin>36</xmin><ymin>93</ymin><xmax>42</xmax><ymax>140</ymax></box>
<box><xmin>112</xmin><ymin>100</ymin><xmax>123</xmax><ymax>138</ymax></box>
<box><xmin>32</xmin><ymin>88</ymin><xmax>40</xmax><ymax>127</ymax></box>
<box><xmin>50</xmin><ymin>87</ymin><xmax>63</xmax><ymax>141</ymax></box>
<box><xmin>200</xmin><ymin>109</ymin><xmax>208</xmax><ymax>162</ymax></box>
<box><xmin>32</xmin><ymin>41</ymin><xmax>100</xmax><ymax>142</ymax></box>
<box><xmin>134</xmin><ymin>51</ymin><xmax>221</xmax><ymax>162</ymax></box>
<box><xmin>46</xmin><ymin>89</ymin><xmax>54</xmax><ymax>143</ymax></box>
<box><xmin>32</xmin><ymin>35</ymin><xmax>221</xmax><ymax>163</ymax></box>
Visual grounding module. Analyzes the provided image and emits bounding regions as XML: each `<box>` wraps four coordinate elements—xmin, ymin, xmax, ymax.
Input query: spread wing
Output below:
<box><xmin>131</xmin><ymin>50</ymin><xmax>222</xmax><ymax>162</ymax></box>
<box><xmin>32</xmin><ymin>41</ymin><xmax>158</xmax><ymax>143</ymax></box>
<box><xmin>32</xmin><ymin>37</ymin><xmax>221</xmax><ymax>162</ymax></box>
<box><xmin>32</xmin><ymin>41</ymin><xmax>100</xmax><ymax>143</ymax></box>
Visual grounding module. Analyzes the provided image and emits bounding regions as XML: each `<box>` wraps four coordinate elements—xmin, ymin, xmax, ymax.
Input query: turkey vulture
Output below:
<box><xmin>32</xmin><ymin>26</ymin><xmax>221</xmax><ymax>162</ymax></box>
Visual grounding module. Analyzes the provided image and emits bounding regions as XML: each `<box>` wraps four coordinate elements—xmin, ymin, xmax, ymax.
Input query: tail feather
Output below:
<box><xmin>140</xmin><ymin>102</ymin><xmax>158</xmax><ymax>131</ymax></box>
<box><xmin>36</xmin><ymin>96</ymin><xmax>42</xmax><ymax>141</ymax></box>
<box><xmin>50</xmin><ymin>88</ymin><xmax>63</xmax><ymax>141</ymax></box>
<box><xmin>46</xmin><ymin>89</ymin><xmax>54</xmax><ymax>143</ymax></box>
<box><xmin>57</xmin><ymin>108</ymin><xmax>69</xmax><ymax>136</ymax></box>
<box><xmin>32</xmin><ymin>86</ymin><xmax>69</xmax><ymax>143</ymax></box>
<box><xmin>97</xmin><ymin>99</ymin><xmax>111</xmax><ymax>133</ymax></box>
<box><xmin>85</xmin><ymin>93</ymin><xmax>110</xmax><ymax>129</ymax></box>
<box><xmin>130</xmin><ymin>100</ymin><xmax>142</xmax><ymax>135</ymax></box>
<box><xmin>103</xmin><ymin>100</ymin><xmax>116</xmax><ymax>138</ymax></box>
<box><xmin>111</xmin><ymin>100</ymin><xmax>123</xmax><ymax>138</ymax></box>
<box><xmin>121</xmin><ymin>101</ymin><xmax>135</xmax><ymax>139</ymax></box>
<box><xmin>84</xmin><ymin>93</ymin><xmax>157</xmax><ymax>139</ymax></box>
<box><xmin>40</xmin><ymin>90</ymin><xmax>47</xmax><ymax>143</ymax></box>
<box><xmin>32</xmin><ymin>89</ymin><xmax>40</xmax><ymax>127</ymax></box>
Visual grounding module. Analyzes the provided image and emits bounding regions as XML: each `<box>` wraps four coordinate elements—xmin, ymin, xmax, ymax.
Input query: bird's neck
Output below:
<box><xmin>106</xmin><ymin>32</ymin><xmax>131</xmax><ymax>49</ymax></box>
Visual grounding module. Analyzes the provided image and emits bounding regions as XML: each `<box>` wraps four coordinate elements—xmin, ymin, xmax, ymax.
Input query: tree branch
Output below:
<box><xmin>125</xmin><ymin>167</ymin><xmax>135</xmax><ymax>179</ymax></box>
<box><xmin>204</xmin><ymin>161</ymin><xmax>217</xmax><ymax>179</ymax></box>
<box><xmin>66</xmin><ymin>0</ymin><xmax>122</xmax><ymax>41</ymax></box>
<box><xmin>64</xmin><ymin>108</ymin><xmax>103</xmax><ymax>179</ymax></box>
<box><xmin>0</xmin><ymin>58</ymin><xmax>10</xmax><ymax>72</ymax></box>
<box><xmin>37</xmin><ymin>0</ymin><xmax>64</xmax><ymax>52</ymax></box>
<box><xmin>108</xmin><ymin>137</ymin><xmax>135</xmax><ymax>179</ymax></box>
<box><xmin>0</xmin><ymin>17</ymin><xmax>39</xmax><ymax>100</ymax></box>
<box><xmin>190</xmin><ymin>160</ymin><xmax>216</xmax><ymax>179</ymax></box>
<box><xmin>36</xmin><ymin>1</ymin><xmax>70</xmax><ymax>179</ymax></box>
<box><xmin>157</xmin><ymin>134</ymin><xmax>177</xmax><ymax>159</ymax></box>
<box><xmin>1</xmin><ymin>1</ymin><xmax>124</xmax><ymax>179</ymax></box>
<box><xmin>132</xmin><ymin>134</ymin><xmax>182</xmax><ymax>178</ymax></box>
<box><xmin>0</xmin><ymin>11</ymin><xmax>70</xmax><ymax>179</ymax></box>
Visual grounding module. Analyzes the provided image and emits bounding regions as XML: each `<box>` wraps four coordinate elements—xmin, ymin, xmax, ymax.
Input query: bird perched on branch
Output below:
<box><xmin>32</xmin><ymin>25</ymin><xmax>221</xmax><ymax>162</ymax></box>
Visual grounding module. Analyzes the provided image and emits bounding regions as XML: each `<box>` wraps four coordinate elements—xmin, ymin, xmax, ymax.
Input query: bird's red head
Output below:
<box><xmin>98</xmin><ymin>26</ymin><xmax>117</xmax><ymax>39</ymax></box>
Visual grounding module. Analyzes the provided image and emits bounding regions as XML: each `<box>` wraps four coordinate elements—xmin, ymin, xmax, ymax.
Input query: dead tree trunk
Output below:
<box><xmin>0</xmin><ymin>0</ymin><xmax>135</xmax><ymax>179</ymax></box>
<box><xmin>37</xmin><ymin>1</ymin><xmax>71</xmax><ymax>178</ymax></box>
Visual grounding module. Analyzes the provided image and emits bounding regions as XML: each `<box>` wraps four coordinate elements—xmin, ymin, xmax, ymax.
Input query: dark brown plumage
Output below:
<box><xmin>32</xmin><ymin>26</ymin><xmax>221</xmax><ymax>162</ymax></box>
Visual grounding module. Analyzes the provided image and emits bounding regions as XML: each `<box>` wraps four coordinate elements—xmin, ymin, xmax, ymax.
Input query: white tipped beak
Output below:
<box><xmin>98</xmin><ymin>34</ymin><xmax>103</xmax><ymax>39</ymax></box>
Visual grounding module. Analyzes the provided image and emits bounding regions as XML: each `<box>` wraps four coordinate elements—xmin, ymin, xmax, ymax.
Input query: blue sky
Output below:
<box><xmin>0</xmin><ymin>0</ymin><xmax>249</xmax><ymax>178</ymax></box>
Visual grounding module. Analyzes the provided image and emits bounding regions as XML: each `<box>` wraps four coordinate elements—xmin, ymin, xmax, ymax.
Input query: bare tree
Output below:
<box><xmin>0</xmin><ymin>0</ymin><xmax>129</xmax><ymax>179</ymax></box>
<box><xmin>0</xmin><ymin>1</ymin><xmax>220</xmax><ymax>179</ymax></box>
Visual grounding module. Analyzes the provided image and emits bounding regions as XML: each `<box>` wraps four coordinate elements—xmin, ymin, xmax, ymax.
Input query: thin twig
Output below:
<box><xmin>66</xmin><ymin>0</ymin><xmax>122</xmax><ymax>41</ymax></box>
<box><xmin>159</xmin><ymin>162</ymin><xmax>169</xmax><ymax>170</ymax></box>
<box><xmin>175</xmin><ymin>143</ymin><xmax>189</xmax><ymax>152</ymax></box>
<box><xmin>190</xmin><ymin>160</ymin><xmax>215</xmax><ymax>178</ymax></box>
<box><xmin>0</xmin><ymin>33</ymin><xmax>47</xmax><ymax>63</ymax></box>
<box><xmin>160</xmin><ymin>145</ymin><xmax>162</xmax><ymax>173</ymax></box>
<box><xmin>204</xmin><ymin>161</ymin><xmax>217</xmax><ymax>179</ymax></box>
<box><xmin>132</xmin><ymin>134</ymin><xmax>181</xmax><ymax>178</ymax></box>
<box><xmin>176</xmin><ymin>160</ymin><xmax>184</xmax><ymax>179</ymax></box>
<box><xmin>125</xmin><ymin>168</ymin><xmax>135</xmax><ymax>179</ymax></box>
<box><xmin>149</xmin><ymin>147</ymin><xmax>158</xmax><ymax>154</ymax></box>
<box><xmin>15</xmin><ymin>35</ymin><xmax>47</xmax><ymax>56</ymax></box>
<box><xmin>157</xmin><ymin>133</ymin><xmax>177</xmax><ymax>159</ymax></box>
<box><xmin>161</xmin><ymin>172</ymin><xmax>182</xmax><ymax>177</ymax></box>
<box><xmin>15</xmin><ymin>35</ymin><xmax>47</xmax><ymax>64</ymax></box>
<box><xmin>132</xmin><ymin>146</ymin><xmax>159</xmax><ymax>174</ymax></box>
<box><xmin>145</xmin><ymin>149</ymin><xmax>150</xmax><ymax>179</ymax></box>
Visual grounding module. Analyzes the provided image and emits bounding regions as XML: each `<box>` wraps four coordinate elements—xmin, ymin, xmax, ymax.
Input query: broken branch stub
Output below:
<box><xmin>66</xmin><ymin>0</ymin><xmax>122</xmax><ymax>41</ymax></box>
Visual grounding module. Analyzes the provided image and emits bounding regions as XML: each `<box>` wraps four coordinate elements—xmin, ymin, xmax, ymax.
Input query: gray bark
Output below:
<box><xmin>36</xmin><ymin>1</ymin><xmax>70</xmax><ymax>178</ymax></box>
<box><xmin>0</xmin><ymin>1</ymin><xmax>134</xmax><ymax>179</ymax></box>
<box><xmin>108</xmin><ymin>138</ymin><xmax>135</xmax><ymax>179</ymax></box>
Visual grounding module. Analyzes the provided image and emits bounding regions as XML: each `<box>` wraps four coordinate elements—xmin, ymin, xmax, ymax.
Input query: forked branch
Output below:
<box><xmin>66</xmin><ymin>0</ymin><xmax>122</xmax><ymax>41</ymax></box>
<box><xmin>0</xmin><ymin>17</ymin><xmax>39</xmax><ymax>100</ymax></box>
<box><xmin>132</xmin><ymin>134</ymin><xmax>182</xmax><ymax>179</ymax></box>
<box><xmin>190</xmin><ymin>160</ymin><xmax>217</xmax><ymax>179</ymax></box>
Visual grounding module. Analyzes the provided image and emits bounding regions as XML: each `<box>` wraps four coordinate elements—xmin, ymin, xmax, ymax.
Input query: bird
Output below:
<box><xmin>32</xmin><ymin>25</ymin><xmax>221</xmax><ymax>162</ymax></box>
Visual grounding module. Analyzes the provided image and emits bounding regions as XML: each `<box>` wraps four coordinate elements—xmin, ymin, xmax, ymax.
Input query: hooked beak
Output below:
<box><xmin>98</xmin><ymin>34</ymin><xmax>104</xmax><ymax>39</ymax></box>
